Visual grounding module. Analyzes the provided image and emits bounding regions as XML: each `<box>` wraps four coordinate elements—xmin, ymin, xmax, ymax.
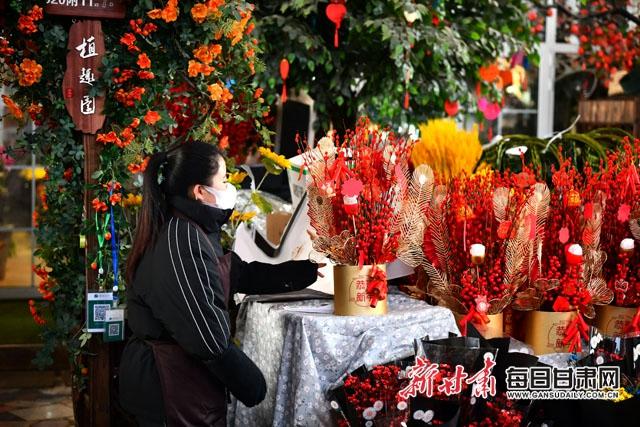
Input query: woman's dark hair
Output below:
<box><xmin>126</xmin><ymin>141</ymin><xmax>223</xmax><ymax>283</ymax></box>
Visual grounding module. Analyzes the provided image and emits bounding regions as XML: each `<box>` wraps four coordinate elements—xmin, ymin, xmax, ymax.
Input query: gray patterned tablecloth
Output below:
<box><xmin>228</xmin><ymin>292</ymin><xmax>459</xmax><ymax>427</ymax></box>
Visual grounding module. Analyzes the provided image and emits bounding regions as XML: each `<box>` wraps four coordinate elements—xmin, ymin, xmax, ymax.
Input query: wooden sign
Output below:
<box><xmin>45</xmin><ymin>0</ymin><xmax>126</xmax><ymax>19</ymax></box>
<box><xmin>62</xmin><ymin>20</ymin><xmax>106</xmax><ymax>134</ymax></box>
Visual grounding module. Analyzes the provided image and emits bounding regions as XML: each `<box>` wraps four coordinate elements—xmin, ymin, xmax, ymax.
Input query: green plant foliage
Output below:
<box><xmin>481</xmin><ymin>127</ymin><xmax>633</xmax><ymax>180</ymax></box>
<box><xmin>255</xmin><ymin>0</ymin><xmax>538</xmax><ymax>131</ymax></box>
<box><xmin>1</xmin><ymin>0</ymin><xmax>267</xmax><ymax>388</ymax></box>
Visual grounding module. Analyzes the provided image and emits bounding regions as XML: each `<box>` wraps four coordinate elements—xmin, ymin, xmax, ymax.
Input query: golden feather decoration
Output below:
<box><xmin>492</xmin><ymin>187</ymin><xmax>510</xmax><ymax>223</ymax></box>
<box><xmin>394</xmin><ymin>165</ymin><xmax>435</xmax><ymax>267</ymax></box>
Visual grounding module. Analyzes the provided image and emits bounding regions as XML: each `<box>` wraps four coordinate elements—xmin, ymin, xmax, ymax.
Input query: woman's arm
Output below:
<box><xmin>229</xmin><ymin>252</ymin><xmax>319</xmax><ymax>295</ymax></box>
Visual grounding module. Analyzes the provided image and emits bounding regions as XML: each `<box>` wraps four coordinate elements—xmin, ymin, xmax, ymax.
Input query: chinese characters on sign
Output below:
<box><xmin>397</xmin><ymin>354</ymin><xmax>497</xmax><ymax>400</ymax></box>
<box><xmin>351</xmin><ymin>277</ymin><xmax>369</xmax><ymax>307</ymax></box>
<box><xmin>505</xmin><ymin>366</ymin><xmax>620</xmax><ymax>400</ymax></box>
<box><xmin>61</xmin><ymin>20</ymin><xmax>106</xmax><ymax>133</ymax></box>
<box><xmin>45</xmin><ymin>0</ymin><xmax>126</xmax><ymax>20</ymax></box>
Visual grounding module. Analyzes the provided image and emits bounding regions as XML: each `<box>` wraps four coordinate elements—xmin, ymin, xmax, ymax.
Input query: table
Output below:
<box><xmin>228</xmin><ymin>292</ymin><xmax>459</xmax><ymax>427</ymax></box>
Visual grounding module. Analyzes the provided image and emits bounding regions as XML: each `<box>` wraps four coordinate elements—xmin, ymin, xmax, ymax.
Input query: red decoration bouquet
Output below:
<box><xmin>592</xmin><ymin>139</ymin><xmax>640</xmax><ymax>307</ymax></box>
<box><xmin>585</xmin><ymin>138</ymin><xmax>640</xmax><ymax>334</ymax></box>
<box><xmin>513</xmin><ymin>158</ymin><xmax>613</xmax><ymax>352</ymax></box>
<box><xmin>423</xmin><ymin>170</ymin><xmax>537</xmax><ymax>335</ymax></box>
<box><xmin>329</xmin><ymin>363</ymin><xmax>411</xmax><ymax>427</ymax></box>
<box><xmin>304</xmin><ymin>118</ymin><xmax>434</xmax><ymax>309</ymax></box>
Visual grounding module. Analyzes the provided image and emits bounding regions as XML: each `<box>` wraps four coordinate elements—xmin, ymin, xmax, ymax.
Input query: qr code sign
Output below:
<box><xmin>108</xmin><ymin>323</ymin><xmax>120</xmax><ymax>337</ymax></box>
<box><xmin>93</xmin><ymin>304</ymin><xmax>110</xmax><ymax>322</ymax></box>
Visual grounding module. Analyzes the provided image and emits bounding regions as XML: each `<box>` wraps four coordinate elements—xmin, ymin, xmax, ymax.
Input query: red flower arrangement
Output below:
<box><xmin>423</xmin><ymin>169</ymin><xmax>536</xmax><ymax>333</ymax></box>
<box><xmin>335</xmin><ymin>364</ymin><xmax>409</xmax><ymax>427</ymax></box>
<box><xmin>513</xmin><ymin>157</ymin><xmax>614</xmax><ymax>351</ymax></box>
<box><xmin>303</xmin><ymin>118</ymin><xmax>434</xmax><ymax>307</ymax></box>
<box><xmin>586</xmin><ymin>138</ymin><xmax>640</xmax><ymax>308</ymax></box>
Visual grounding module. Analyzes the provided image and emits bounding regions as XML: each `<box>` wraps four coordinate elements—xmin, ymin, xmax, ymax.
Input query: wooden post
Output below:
<box><xmin>46</xmin><ymin>4</ymin><xmax>126</xmax><ymax>424</ymax></box>
<box><xmin>83</xmin><ymin>133</ymin><xmax>110</xmax><ymax>427</ymax></box>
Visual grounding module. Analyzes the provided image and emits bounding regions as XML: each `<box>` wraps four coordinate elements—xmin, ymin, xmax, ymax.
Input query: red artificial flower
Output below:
<box><xmin>109</xmin><ymin>193</ymin><xmax>122</xmax><ymax>206</ymax></box>
<box><xmin>138</xmin><ymin>70</ymin><xmax>155</xmax><ymax>80</ymax></box>
<box><xmin>92</xmin><ymin>198</ymin><xmax>108</xmax><ymax>212</ymax></box>
<box><xmin>144</xmin><ymin>110</ymin><xmax>161</xmax><ymax>125</ymax></box>
<box><xmin>137</xmin><ymin>53</ymin><xmax>151</xmax><ymax>69</ymax></box>
<box><xmin>119</xmin><ymin>33</ymin><xmax>140</xmax><ymax>52</ymax></box>
<box><xmin>63</xmin><ymin>168</ymin><xmax>73</xmax><ymax>182</ymax></box>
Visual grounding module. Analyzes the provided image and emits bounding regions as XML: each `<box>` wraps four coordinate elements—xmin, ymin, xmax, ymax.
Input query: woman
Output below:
<box><xmin>119</xmin><ymin>141</ymin><xmax>319</xmax><ymax>426</ymax></box>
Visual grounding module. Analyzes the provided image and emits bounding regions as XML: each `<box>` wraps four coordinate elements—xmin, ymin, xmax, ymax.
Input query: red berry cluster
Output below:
<box><xmin>572</xmin><ymin>0</ymin><xmax>640</xmax><ymax>86</ymax></box>
<box><xmin>341</xmin><ymin>364</ymin><xmax>408</xmax><ymax>424</ymax></box>
<box><xmin>423</xmin><ymin>169</ymin><xmax>530</xmax><ymax>313</ymax></box>
<box><xmin>468</xmin><ymin>393</ymin><xmax>524</xmax><ymax>427</ymax></box>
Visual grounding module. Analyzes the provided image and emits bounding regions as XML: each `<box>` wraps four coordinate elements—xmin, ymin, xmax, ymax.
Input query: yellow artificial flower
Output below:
<box><xmin>122</xmin><ymin>193</ymin><xmax>142</xmax><ymax>207</ymax></box>
<box><xmin>230</xmin><ymin>210</ymin><xmax>256</xmax><ymax>222</ymax></box>
<box><xmin>258</xmin><ymin>146</ymin><xmax>291</xmax><ymax>170</ymax></box>
<box><xmin>20</xmin><ymin>167</ymin><xmax>46</xmax><ymax>181</ymax></box>
<box><xmin>411</xmin><ymin>119</ymin><xmax>482</xmax><ymax>182</ymax></box>
<box><xmin>227</xmin><ymin>171</ymin><xmax>248</xmax><ymax>185</ymax></box>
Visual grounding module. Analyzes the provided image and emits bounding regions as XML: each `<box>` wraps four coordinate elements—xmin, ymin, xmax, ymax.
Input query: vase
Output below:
<box><xmin>520</xmin><ymin>310</ymin><xmax>576</xmax><ymax>355</ymax></box>
<box><xmin>594</xmin><ymin>305</ymin><xmax>637</xmax><ymax>336</ymax></box>
<box><xmin>453</xmin><ymin>311</ymin><xmax>504</xmax><ymax>339</ymax></box>
<box><xmin>333</xmin><ymin>264</ymin><xmax>388</xmax><ymax>316</ymax></box>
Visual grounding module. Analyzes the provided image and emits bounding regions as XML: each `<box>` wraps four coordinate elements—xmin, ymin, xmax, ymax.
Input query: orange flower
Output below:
<box><xmin>18</xmin><ymin>16</ymin><xmax>37</xmax><ymax>34</ymax></box>
<box><xmin>109</xmin><ymin>193</ymin><xmax>122</xmax><ymax>206</ymax></box>
<box><xmin>32</xmin><ymin>210</ymin><xmax>38</xmax><ymax>227</ymax></box>
<box><xmin>120</xmin><ymin>127</ymin><xmax>135</xmax><ymax>147</ymax></box>
<box><xmin>148</xmin><ymin>0</ymin><xmax>179</xmax><ymax>23</ymax></box>
<box><xmin>227</xmin><ymin>11</ymin><xmax>252</xmax><ymax>45</ymax></box>
<box><xmin>219</xmin><ymin>135</ymin><xmax>229</xmax><ymax>149</ymax></box>
<box><xmin>138</xmin><ymin>70</ymin><xmax>155</xmax><ymax>80</ymax></box>
<box><xmin>200</xmin><ymin>64</ymin><xmax>214</xmax><ymax>76</ymax></box>
<box><xmin>129</xmin><ymin>117</ymin><xmax>141</xmax><ymax>129</ymax></box>
<box><xmin>0</xmin><ymin>38</ymin><xmax>16</xmax><ymax>56</ymax></box>
<box><xmin>119</xmin><ymin>33</ymin><xmax>139</xmax><ymax>52</ymax></box>
<box><xmin>18</xmin><ymin>59</ymin><xmax>43</xmax><ymax>87</ymax></box>
<box><xmin>254</xmin><ymin>88</ymin><xmax>263</xmax><ymax>99</ymax></box>
<box><xmin>92</xmin><ymin>198</ymin><xmax>107</xmax><ymax>212</ymax></box>
<box><xmin>188</xmin><ymin>60</ymin><xmax>201</xmax><ymax>77</ymax></box>
<box><xmin>27</xmin><ymin>103</ymin><xmax>42</xmax><ymax>121</ymax></box>
<box><xmin>30</xmin><ymin>5</ymin><xmax>43</xmax><ymax>20</ymax></box>
<box><xmin>2</xmin><ymin>95</ymin><xmax>24</xmax><ymax>120</ymax></box>
<box><xmin>97</xmin><ymin>131</ymin><xmax>122</xmax><ymax>146</ymax></box>
<box><xmin>208</xmin><ymin>83</ymin><xmax>223</xmax><ymax>101</ymax></box>
<box><xmin>144</xmin><ymin>110</ymin><xmax>161</xmax><ymax>125</ymax></box>
<box><xmin>193</xmin><ymin>44</ymin><xmax>221</xmax><ymax>65</ymax></box>
<box><xmin>29</xmin><ymin>300</ymin><xmax>46</xmax><ymax>326</ymax></box>
<box><xmin>191</xmin><ymin>3</ymin><xmax>209</xmax><ymax>23</ymax></box>
<box><xmin>137</xmin><ymin>53</ymin><xmax>151</xmax><ymax>69</ymax></box>
<box><xmin>147</xmin><ymin>9</ymin><xmax>162</xmax><ymax>19</ymax></box>
<box><xmin>17</xmin><ymin>6</ymin><xmax>42</xmax><ymax>34</ymax></box>
<box><xmin>221</xmin><ymin>87</ymin><xmax>233</xmax><ymax>103</ymax></box>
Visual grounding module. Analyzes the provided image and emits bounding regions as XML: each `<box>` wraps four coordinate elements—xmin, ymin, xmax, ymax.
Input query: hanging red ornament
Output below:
<box><xmin>326</xmin><ymin>1</ymin><xmax>347</xmax><ymax>48</ymax></box>
<box><xmin>444</xmin><ymin>99</ymin><xmax>459</xmax><ymax>116</ymax></box>
<box><xmin>279</xmin><ymin>58</ymin><xmax>289</xmax><ymax>103</ymax></box>
<box><xmin>403</xmin><ymin>90</ymin><xmax>410</xmax><ymax>109</ymax></box>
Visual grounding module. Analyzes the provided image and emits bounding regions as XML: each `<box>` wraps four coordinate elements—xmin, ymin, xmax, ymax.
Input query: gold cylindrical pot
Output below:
<box><xmin>453</xmin><ymin>312</ymin><xmax>504</xmax><ymax>339</ymax></box>
<box><xmin>594</xmin><ymin>305</ymin><xmax>638</xmax><ymax>336</ymax></box>
<box><xmin>521</xmin><ymin>310</ymin><xmax>576</xmax><ymax>355</ymax></box>
<box><xmin>333</xmin><ymin>265</ymin><xmax>388</xmax><ymax>316</ymax></box>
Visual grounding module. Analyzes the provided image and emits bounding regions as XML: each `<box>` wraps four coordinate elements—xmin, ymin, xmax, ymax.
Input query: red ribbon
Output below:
<box><xmin>561</xmin><ymin>312</ymin><xmax>589</xmax><ymax>353</ymax></box>
<box><xmin>623</xmin><ymin>306</ymin><xmax>640</xmax><ymax>335</ymax></box>
<box><xmin>366</xmin><ymin>265</ymin><xmax>387</xmax><ymax>308</ymax></box>
<box><xmin>458</xmin><ymin>306</ymin><xmax>490</xmax><ymax>336</ymax></box>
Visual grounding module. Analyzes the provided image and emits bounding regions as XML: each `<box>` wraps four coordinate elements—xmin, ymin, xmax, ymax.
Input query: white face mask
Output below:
<box><xmin>202</xmin><ymin>183</ymin><xmax>237</xmax><ymax>210</ymax></box>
